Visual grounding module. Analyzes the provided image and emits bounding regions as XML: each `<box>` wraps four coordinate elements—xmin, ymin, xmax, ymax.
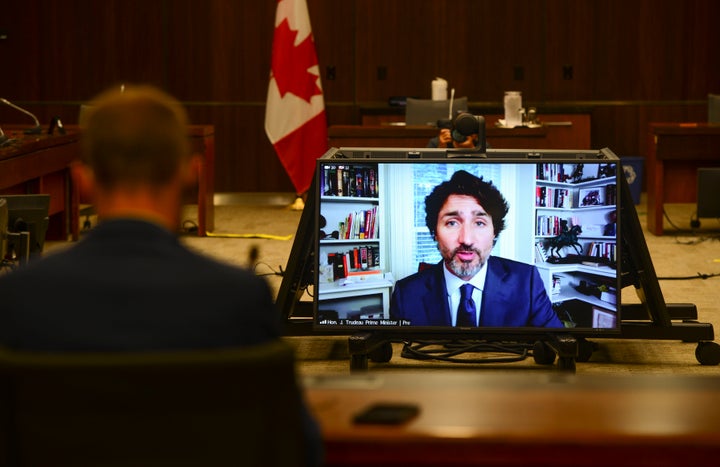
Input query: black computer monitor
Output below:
<box><xmin>405</xmin><ymin>97</ymin><xmax>469</xmax><ymax>126</ymax></box>
<box><xmin>697</xmin><ymin>168</ymin><xmax>720</xmax><ymax>220</ymax></box>
<box><xmin>1</xmin><ymin>194</ymin><xmax>51</xmax><ymax>264</ymax></box>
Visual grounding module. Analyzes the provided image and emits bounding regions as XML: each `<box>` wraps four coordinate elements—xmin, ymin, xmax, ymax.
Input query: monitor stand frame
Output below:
<box><xmin>279</xmin><ymin>161</ymin><xmax>720</xmax><ymax>371</ymax></box>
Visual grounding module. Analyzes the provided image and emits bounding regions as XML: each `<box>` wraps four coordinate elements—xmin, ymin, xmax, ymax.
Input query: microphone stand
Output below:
<box><xmin>0</xmin><ymin>125</ymin><xmax>15</xmax><ymax>147</ymax></box>
<box><xmin>0</xmin><ymin>98</ymin><xmax>42</xmax><ymax>135</ymax></box>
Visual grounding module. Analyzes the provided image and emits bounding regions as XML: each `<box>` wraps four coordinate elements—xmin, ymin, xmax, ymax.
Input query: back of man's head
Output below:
<box><xmin>81</xmin><ymin>85</ymin><xmax>190</xmax><ymax>190</ymax></box>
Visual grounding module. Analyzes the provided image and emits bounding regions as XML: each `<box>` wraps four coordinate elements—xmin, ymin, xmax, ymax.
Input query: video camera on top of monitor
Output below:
<box><xmin>437</xmin><ymin>112</ymin><xmax>486</xmax><ymax>152</ymax></box>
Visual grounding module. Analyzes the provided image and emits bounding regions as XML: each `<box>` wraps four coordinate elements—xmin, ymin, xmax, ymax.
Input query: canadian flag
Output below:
<box><xmin>265</xmin><ymin>0</ymin><xmax>328</xmax><ymax>195</ymax></box>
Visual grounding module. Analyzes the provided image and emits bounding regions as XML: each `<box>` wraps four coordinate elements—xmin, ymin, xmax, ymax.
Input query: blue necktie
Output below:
<box><xmin>457</xmin><ymin>283</ymin><xmax>476</xmax><ymax>327</ymax></box>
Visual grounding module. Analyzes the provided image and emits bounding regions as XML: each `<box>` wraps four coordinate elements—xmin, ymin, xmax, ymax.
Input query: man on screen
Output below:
<box><xmin>389</xmin><ymin>170</ymin><xmax>563</xmax><ymax>328</ymax></box>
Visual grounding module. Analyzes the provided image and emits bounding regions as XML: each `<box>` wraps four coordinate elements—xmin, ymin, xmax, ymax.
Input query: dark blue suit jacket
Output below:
<box><xmin>390</xmin><ymin>256</ymin><xmax>563</xmax><ymax>328</ymax></box>
<box><xmin>0</xmin><ymin>219</ymin><xmax>322</xmax><ymax>466</ymax></box>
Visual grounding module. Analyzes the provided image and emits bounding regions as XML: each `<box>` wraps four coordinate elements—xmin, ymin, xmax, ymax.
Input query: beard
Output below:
<box><xmin>441</xmin><ymin>245</ymin><xmax>486</xmax><ymax>279</ymax></box>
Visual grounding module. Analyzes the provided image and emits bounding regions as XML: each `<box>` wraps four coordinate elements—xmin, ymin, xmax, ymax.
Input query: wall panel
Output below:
<box><xmin>0</xmin><ymin>0</ymin><xmax>718</xmax><ymax>194</ymax></box>
<box><xmin>38</xmin><ymin>0</ymin><xmax>167</xmax><ymax>101</ymax></box>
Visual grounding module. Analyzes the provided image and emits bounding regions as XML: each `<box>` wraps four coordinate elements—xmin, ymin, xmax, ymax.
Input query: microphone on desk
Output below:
<box><xmin>0</xmin><ymin>98</ymin><xmax>42</xmax><ymax>135</ymax></box>
<box><xmin>0</xmin><ymin>124</ymin><xmax>16</xmax><ymax>147</ymax></box>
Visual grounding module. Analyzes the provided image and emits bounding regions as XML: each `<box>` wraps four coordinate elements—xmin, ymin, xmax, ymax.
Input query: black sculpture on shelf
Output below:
<box><xmin>546</xmin><ymin>220</ymin><xmax>583</xmax><ymax>258</ymax></box>
<box><xmin>570</xmin><ymin>163</ymin><xmax>584</xmax><ymax>183</ymax></box>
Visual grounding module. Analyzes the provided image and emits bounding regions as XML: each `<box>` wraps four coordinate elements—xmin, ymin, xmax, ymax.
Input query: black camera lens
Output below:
<box><xmin>451</xmin><ymin>129</ymin><xmax>467</xmax><ymax>142</ymax></box>
<box><xmin>453</xmin><ymin>113</ymin><xmax>479</xmax><ymax>137</ymax></box>
<box><xmin>436</xmin><ymin>118</ymin><xmax>452</xmax><ymax>130</ymax></box>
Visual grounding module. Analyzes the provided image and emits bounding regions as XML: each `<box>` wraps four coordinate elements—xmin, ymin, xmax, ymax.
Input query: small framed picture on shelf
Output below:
<box><xmin>578</xmin><ymin>187</ymin><xmax>605</xmax><ymax>207</ymax></box>
<box><xmin>592</xmin><ymin>307</ymin><xmax>617</xmax><ymax>328</ymax></box>
<box><xmin>598</xmin><ymin>163</ymin><xmax>616</xmax><ymax>178</ymax></box>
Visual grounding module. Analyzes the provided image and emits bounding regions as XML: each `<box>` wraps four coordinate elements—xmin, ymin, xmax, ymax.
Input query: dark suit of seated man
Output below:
<box><xmin>390</xmin><ymin>170</ymin><xmax>563</xmax><ymax>328</ymax></box>
<box><xmin>0</xmin><ymin>85</ymin><xmax>322</xmax><ymax>466</ymax></box>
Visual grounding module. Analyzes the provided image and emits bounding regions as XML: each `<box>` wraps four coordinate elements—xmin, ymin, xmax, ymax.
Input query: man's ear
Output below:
<box><xmin>70</xmin><ymin>161</ymin><xmax>95</xmax><ymax>203</ymax></box>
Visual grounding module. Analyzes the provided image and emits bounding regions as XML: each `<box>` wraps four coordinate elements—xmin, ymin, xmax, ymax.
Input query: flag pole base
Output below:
<box><xmin>288</xmin><ymin>196</ymin><xmax>305</xmax><ymax>211</ymax></box>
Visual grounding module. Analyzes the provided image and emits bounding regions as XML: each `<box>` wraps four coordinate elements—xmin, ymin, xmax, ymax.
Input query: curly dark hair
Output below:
<box><xmin>425</xmin><ymin>170</ymin><xmax>509</xmax><ymax>238</ymax></box>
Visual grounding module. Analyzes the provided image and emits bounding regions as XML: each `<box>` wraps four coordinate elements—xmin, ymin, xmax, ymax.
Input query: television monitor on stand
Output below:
<box><xmin>1</xmin><ymin>194</ymin><xmax>51</xmax><ymax>265</ymax></box>
<box><xmin>312</xmin><ymin>147</ymin><xmax>622</xmax><ymax>369</ymax></box>
<box><xmin>278</xmin><ymin>146</ymin><xmax>719</xmax><ymax>370</ymax></box>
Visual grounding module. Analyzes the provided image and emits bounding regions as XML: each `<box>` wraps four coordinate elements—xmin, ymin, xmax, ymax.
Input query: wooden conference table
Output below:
<box><xmin>646</xmin><ymin>122</ymin><xmax>720</xmax><ymax>235</ymax></box>
<box><xmin>304</xmin><ymin>371</ymin><xmax>720</xmax><ymax>467</ymax></box>
<box><xmin>0</xmin><ymin>124</ymin><xmax>215</xmax><ymax>240</ymax></box>
<box><xmin>0</xmin><ymin>126</ymin><xmax>80</xmax><ymax>241</ymax></box>
<box><xmin>329</xmin><ymin>114</ymin><xmax>591</xmax><ymax>150</ymax></box>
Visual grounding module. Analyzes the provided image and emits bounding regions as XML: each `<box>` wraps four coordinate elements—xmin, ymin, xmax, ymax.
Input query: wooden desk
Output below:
<box><xmin>330</xmin><ymin>114</ymin><xmax>591</xmax><ymax>150</ymax></box>
<box><xmin>305</xmin><ymin>372</ymin><xmax>720</xmax><ymax>467</ymax></box>
<box><xmin>187</xmin><ymin>125</ymin><xmax>215</xmax><ymax>236</ymax></box>
<box><xmin>646</xmin><ymin>123</ymin><xmax>720</xmax><ymax>235</ymax></box>
<box><xmin>0</xmin><ymin>124</ymin><xmax>215</xmax><ymax>239</ymax></box>
<box><xmin>0</xmin><ymin>127</ymin><xmax>81</xmax><ymax>241</ymax></box>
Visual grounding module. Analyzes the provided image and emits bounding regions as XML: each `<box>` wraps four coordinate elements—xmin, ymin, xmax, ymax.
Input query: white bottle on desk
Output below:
<box><xmin>504</xmin><ymin>91</ymin><xmax>523</xmax><ymax>127</ymax></box>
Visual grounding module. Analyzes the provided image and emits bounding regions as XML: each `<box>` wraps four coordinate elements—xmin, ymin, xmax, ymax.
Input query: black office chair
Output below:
<box><xmin>709</xmin><ymin>93</ymin><xmax>720</xmax><ymax>123</ymax></box>
<box><xmin>405</xmin><ymin>96</ymin><xmax>468</xmax><ymax>126</ymax></box>
<box><xmin>0</xmin><ymin>340</ymin><xmax>307</xmax><ymax>467</ymax></box>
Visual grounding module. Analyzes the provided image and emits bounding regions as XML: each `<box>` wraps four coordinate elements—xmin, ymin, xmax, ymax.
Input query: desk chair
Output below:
<box><xmin>0</xmin><ymin>340</ymin><xmax>306</xmax><ymax>467</ymax></box>
<box><xmin>405</xmin><ymin>97</ymin><xmax>468</xmax><ymax>126</ymax></box>
<box><xmin>709</xmin><ymin>93</ymin><xmax>720</xmax><ymax>123</ymax></box>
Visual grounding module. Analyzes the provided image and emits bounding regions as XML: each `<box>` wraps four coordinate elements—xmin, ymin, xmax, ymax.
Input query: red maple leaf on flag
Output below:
<box><xmin>271</xmin><ymin>19</ymin><xmax>323</xmax><ymax>103</ymax></box>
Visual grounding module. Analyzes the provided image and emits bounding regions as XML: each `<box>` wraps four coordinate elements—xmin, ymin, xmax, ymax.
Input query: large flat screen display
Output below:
<box><xmin>313</xmin><ymin>148</ymin><xmax>621</xmax><ymax>336</ymax></box>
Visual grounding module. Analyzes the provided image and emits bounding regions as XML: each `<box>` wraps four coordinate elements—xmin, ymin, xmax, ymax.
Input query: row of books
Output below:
<box><xmin>336</xmin><ymin>207</ymin><xmax>378</xmax><ymax>240</ymax></box>
<box><xmin>551</xmin><ymin>274</ymin><xmax>563</xmax><ymax>295</ymax></box>
<box><xmin>321</xmin><ymin>165</ymin><xmax>378</xmax><ymax>198</ymax></box>
<box><xmin>535</xmin><ymin>215</ymin><xmax>578</xmax><ymax>236</ymax></box>
<box><xmin>585</xmin><ymin>241</ymin><xmax>617</xmax><ymax>262</ymax></box>
<box><xmin>536</xmin><ymin>163</ymin><xmax>574</xmax><ymax>183</ymax></box>
<box><xmin>605</xmin><ymin>184</ymin><xmax>617</xmax><ymax>205</ymax></box>
<box><xmin>536</xmin><ymin>163</ymin><xmax>617</xmax><ymax>184</ymax></box>
<box><xmin>535</xmin><ymin>241</ymin><xmax>550</xmax><ymax>263</ymax></box>
<box><xmin>327</xmin><ymin>246</ymin><xmax>381</xmax><ymax>280</ymax></box>
<box><xmin>537</xmin><ymin>184</ymin><xmax>617</xmax><ymax>209</ymax></box>
<box><xmin>536</xmin><ymin>186</ymin><xmax>571</xmax><ymax>208</ymax></box>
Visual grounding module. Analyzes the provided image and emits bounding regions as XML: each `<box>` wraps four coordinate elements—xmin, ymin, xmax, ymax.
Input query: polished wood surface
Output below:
<box><xmin>187</xmin><ymin>125</ymin><xmax>215</xmax><ymax>236</ymax></box>
<box><xmin>305</xmin><ymin>371</ymin><xmax>720</xmax><ymax>467</ymax></box>
<box><xmin>1</xmin><ymin>1</ymin><xmax>717</xmax><ymax>192</ymax></box>
<box><xmin>329</xmin><ymin>114</ymin><xmax>590</xmax><ymax>150</ymax></box>
<box><xmin>646</xmin><ymin>123</ymin><xmax>720</xmax><ymax>235</ymax></box>
<box><xmin>0</xmin><ymin>126</ymin><xmax>81</xmax><ymax>241</ymax></box>
<box><xmin>1</xmin><ymin>124</ymin><xmax>215</xmax><ymax>239</ymax></box>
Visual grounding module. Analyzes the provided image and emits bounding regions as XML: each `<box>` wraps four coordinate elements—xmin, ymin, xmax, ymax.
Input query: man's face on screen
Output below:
<box><xmin>435</xmin><ymin>194</ymin><xmax>495</xmax><ymax>280</ymax></box>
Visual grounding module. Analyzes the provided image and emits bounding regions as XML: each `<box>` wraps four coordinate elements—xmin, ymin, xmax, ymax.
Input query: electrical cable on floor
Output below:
<box><xmin>662</xmin><ymin>208</ymin><xmax>689</xmax><ymax>232</ymax></box>
<box><xmin>206</xmin><ymin>231</ymin><xmax>293</xmax><ymax>240</ymax></box>
<box><xmin>252</xmin><ymin>261</ymin><xmax>285</xmax><ymax>277</ymax></box>
<box><xmin>658</xmin><ymin>272</ymin><xmax>720</xmax><ymax>281</ymax></box>
<box><xmin>662</xmin><ymin>209</ymin><xmax>720</xmax><ymax>244</ymax></box>
<box><xmin>400</xmin><ymin>340</ymin><xmax>534</xmax><ymax>364</ymax></box>
<box><xmin>180</xmin><ymin>219</ymin><xmax>293</xmax><ymax>240</ymax></box>
<box><xmin>181</xmin><ymin>220</ymin><xmax>198</xmax><ymax>234</ymax></box>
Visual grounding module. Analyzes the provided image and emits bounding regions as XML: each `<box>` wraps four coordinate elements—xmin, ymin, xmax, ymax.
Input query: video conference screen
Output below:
<box><xmin>313</xmin><ymin>149</ymin><xmax>621</xmax><ymax>335</ymax></box>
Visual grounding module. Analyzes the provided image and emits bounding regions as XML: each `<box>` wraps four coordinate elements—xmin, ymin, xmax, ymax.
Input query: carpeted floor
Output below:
<box><xmin>53</xmin><ymin>193</ymin><xmax>720</xmax><ymax>375</ymax></box>
<box><xmin>177</xmin><ymin>194</ymin><xmax>720</xmax><ymax>375</ymax></box>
